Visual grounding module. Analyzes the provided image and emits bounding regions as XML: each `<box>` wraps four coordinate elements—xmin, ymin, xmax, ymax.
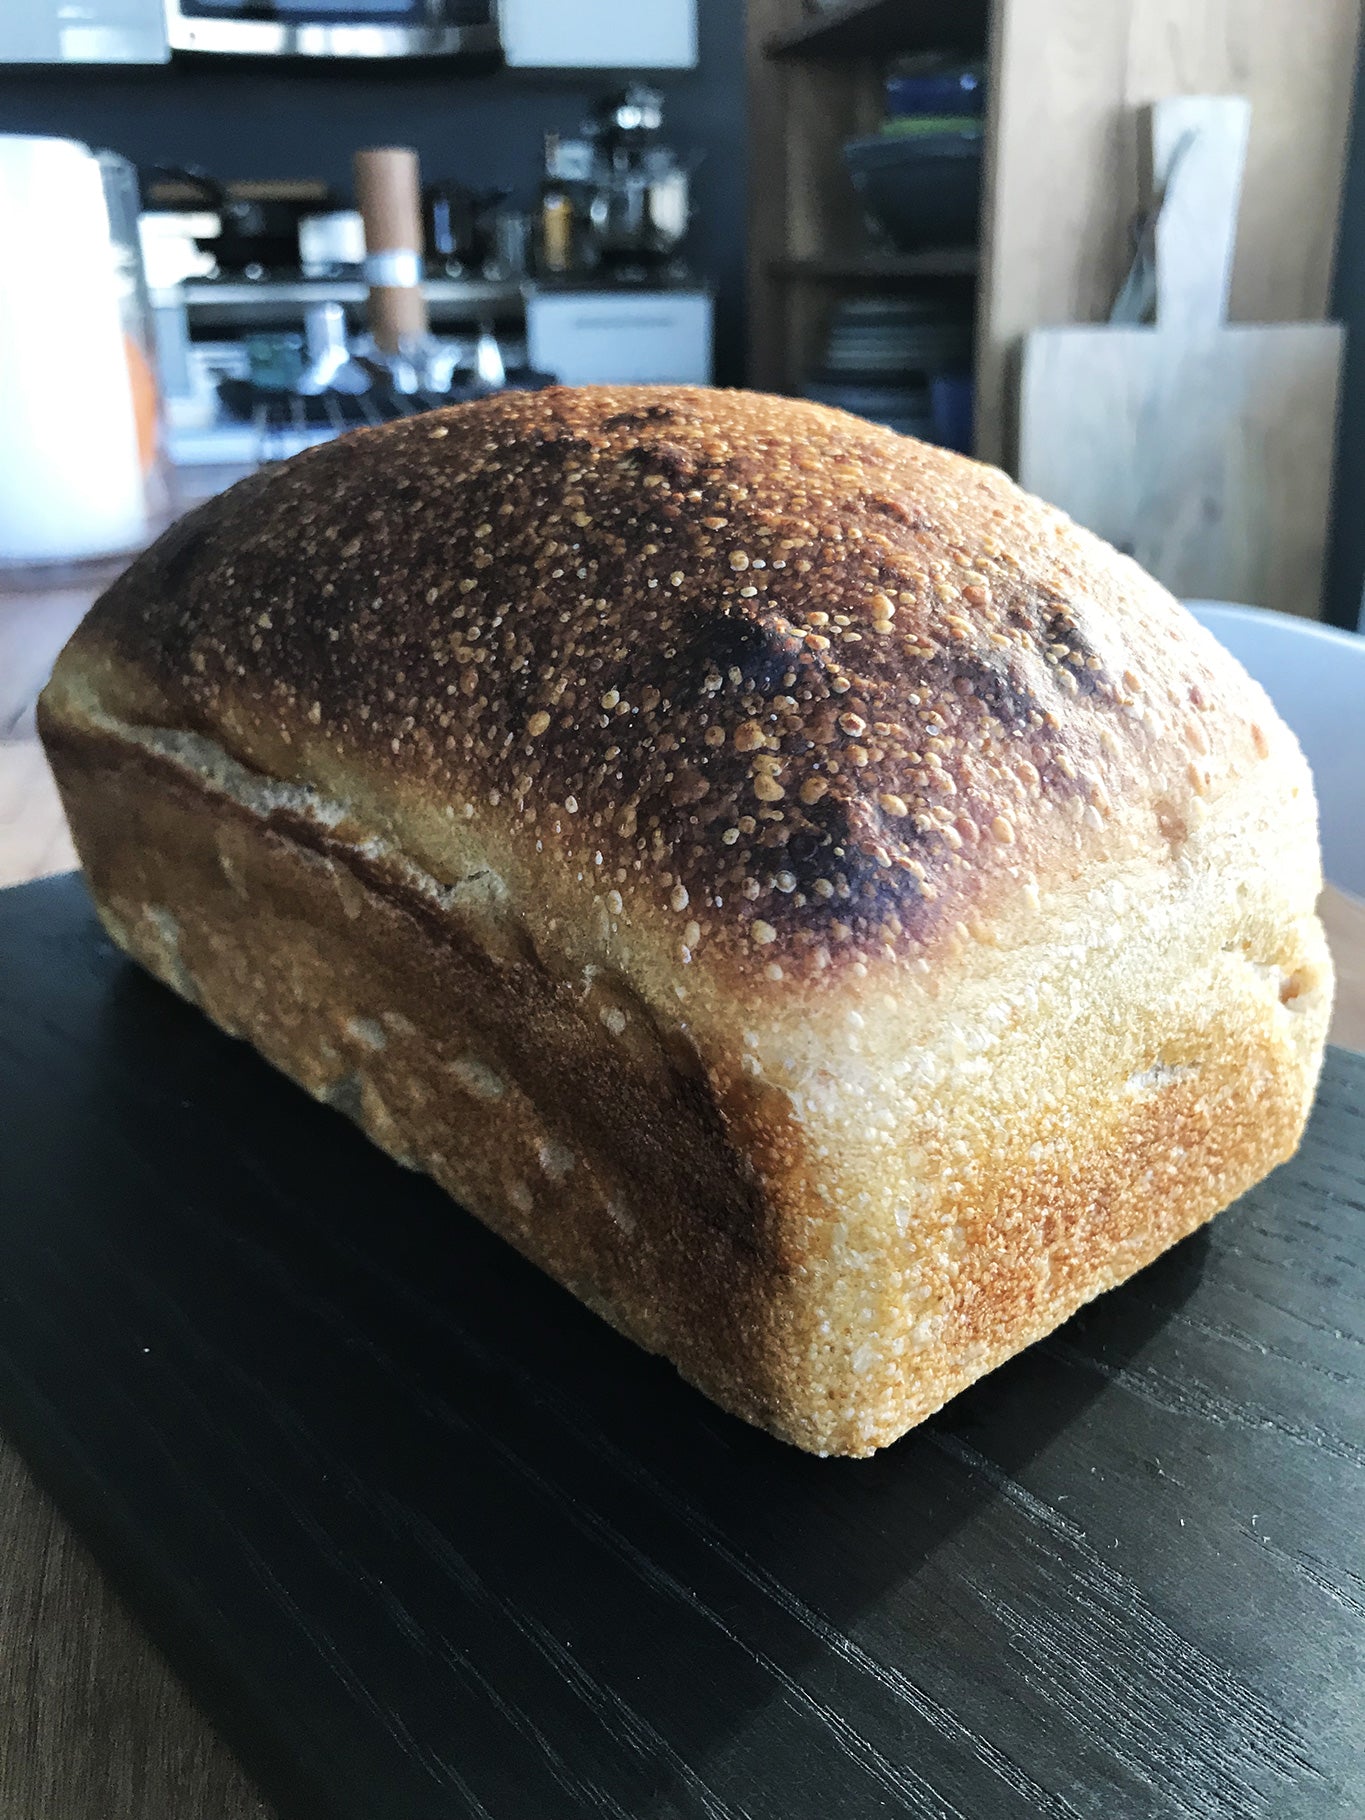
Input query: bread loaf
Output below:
<box><xmin>38</xmin><ymin>386</ymin><xmax>1332</xmax><ymax>1455</ymax></box>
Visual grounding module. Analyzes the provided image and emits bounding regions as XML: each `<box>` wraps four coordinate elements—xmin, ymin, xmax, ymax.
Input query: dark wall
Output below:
<box><xmin>0</xmin><ymin>0</ymin><xmax>747</xmax><ymax>383</ymax></box>
<box><xmin>1327</xmin><ymin>29</ymin><xmax>1365</xmax><ymax>629</ymax></box>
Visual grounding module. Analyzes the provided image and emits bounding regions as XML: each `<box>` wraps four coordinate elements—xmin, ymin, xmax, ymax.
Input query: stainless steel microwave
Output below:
<box><xmin>163</xmin><ymin>0</ymin><xmax>498</xmax><ymax>59</ymax></box>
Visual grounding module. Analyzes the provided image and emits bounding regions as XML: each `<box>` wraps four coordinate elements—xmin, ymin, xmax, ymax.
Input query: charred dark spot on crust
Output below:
<box><xmin>767</xmin><ymin>799</ymin><xmax>848</xmax><ymax>892</ymax></box>
<box><xmin>685</xmin><ymin>610</ymin><xmax>804</xmax><ymax>699</ymax></box>
<box><xmin>603</xmin><ymin>403</ymin><xmax>679</xmax><ymax>432</ymax></box>
<box><xmin>940</xmin><ymin>650</ymin><xmax>1042</xmax><ymax>732</ymax></box>
<box><xmin>644</xmin><ymin>439</ymin><xmax>700</xmax><ymax>490</ymax></box>
<box><xmin>784</xmin><ymin>828</ymin><xmax>824</xmax><ymax>867</ymax></box>
<box><xmin>512</xmin><ymin>432</ymin><xmax>595</xmax><ymax>475</ymax></box>
<box><xmin>757</xmin><ymin>790</ymin><xmax>939</xmax><ymax>943</ymax></box>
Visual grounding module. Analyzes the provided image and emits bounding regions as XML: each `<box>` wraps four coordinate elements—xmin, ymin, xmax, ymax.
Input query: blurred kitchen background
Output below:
<box><xmin>1</xmin><ymin>0</ymin><xmax>1364</xmax><ymax>889</ymax></box>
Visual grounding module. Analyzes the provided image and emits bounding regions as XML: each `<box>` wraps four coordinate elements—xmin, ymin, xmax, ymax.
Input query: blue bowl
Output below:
<box><xmin>885</xmin><ymin>69</ymin><xmax>984</xmax><ymax>118</ymax></box>
<box><xmin>842</xmin><ymin>132</ymin><xmax>982</xmax><ymax>251</ymax></box>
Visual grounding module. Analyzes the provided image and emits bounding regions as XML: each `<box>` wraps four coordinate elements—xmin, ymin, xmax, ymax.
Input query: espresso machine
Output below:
<box><xmin>540</xmin><ymin>87</ymin><xmax>692</xmax><ymax>282</ymax></box>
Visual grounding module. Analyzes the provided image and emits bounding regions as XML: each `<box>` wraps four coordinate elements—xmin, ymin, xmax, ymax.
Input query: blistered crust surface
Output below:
<box><xmin>58</xmin><ymin>386</ymin><xmax>1290</xmax><ymax>986</ymax></box>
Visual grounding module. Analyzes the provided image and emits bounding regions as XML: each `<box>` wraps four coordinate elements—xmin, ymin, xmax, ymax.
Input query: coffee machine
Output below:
<box><xmin>540</xmin><ymin>87</ymin><xmax>692</xmax><ymax>282</ymax></box>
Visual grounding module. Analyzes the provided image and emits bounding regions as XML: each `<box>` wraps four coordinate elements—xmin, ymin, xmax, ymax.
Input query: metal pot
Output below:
<box><xmin>146</xmin><ymin>166</ymin><xmax>327</xmax><ymax>275</ymax></box>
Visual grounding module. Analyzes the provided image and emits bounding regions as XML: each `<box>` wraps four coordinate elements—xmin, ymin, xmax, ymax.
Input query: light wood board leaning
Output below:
<box><xmin>1019</xmin><ymin>96</ymin><xmax>1344</xmax><ymax>618</ymax></box>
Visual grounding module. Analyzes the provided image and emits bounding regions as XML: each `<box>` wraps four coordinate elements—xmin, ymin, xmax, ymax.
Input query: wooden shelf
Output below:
<box><xmin>747</xmin><ymin>0</ymin><xmax>986</xmax><ymax>399</ymax></box>
<box><xmin>767</xmin><ymin>0</ymin><xmax>989</xmax><ymax>61</ymax></box>
<box><xmin>771</xmin><ymin>249</ymin><xmax>979</xmax><ymax>280</ymax></box>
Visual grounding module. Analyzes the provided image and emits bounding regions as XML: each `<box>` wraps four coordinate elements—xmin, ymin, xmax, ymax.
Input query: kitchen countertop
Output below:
<box><xmin>1</xmin><ymin>550</ymin><xmax>1363</xmax><ymax>1820</ymax></box>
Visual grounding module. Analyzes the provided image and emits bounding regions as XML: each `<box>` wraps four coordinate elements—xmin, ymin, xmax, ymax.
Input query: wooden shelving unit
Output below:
<box><xmin>747</xmin><ymin>0</ymin><xmax>1361</xmax><ymax>499</ymax></box>
<box><xmin>745</xmin><ymin>0</ymin><xmax>988</xmax><ymax>407</ymax></box>
<box><xmin>767</xmin><ymin>0</ymin><xmax>989</xmax><ymax>61</ymax></box>
<box><xmin>771</xmin><ymin>249</ymin><xmax>980</xmax><ymax>280</ymax></box>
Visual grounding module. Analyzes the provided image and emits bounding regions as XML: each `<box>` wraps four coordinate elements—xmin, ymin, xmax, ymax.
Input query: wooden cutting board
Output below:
<box><xmin>0</xmin><ymin>872</ymin><xmax>1361</xmax><ymax>1820</ymax></box>
<box><xmin>1019</xmin><ymin>98</ymin><xmax>1344</xmax><ymax>619</ymax></box>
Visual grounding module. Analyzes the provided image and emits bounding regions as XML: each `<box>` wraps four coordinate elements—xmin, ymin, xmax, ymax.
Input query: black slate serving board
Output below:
<box><xmin>1</xmin><ymin>872</ymin><xmax>1362</xmax><ymax>1820</ymax></box>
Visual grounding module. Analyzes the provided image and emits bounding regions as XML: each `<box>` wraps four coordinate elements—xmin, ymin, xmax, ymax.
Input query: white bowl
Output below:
<box><xmin>1184</xmin><ymin>602</ymin><xmax>1365</xmax><ymax>898</ymax></box>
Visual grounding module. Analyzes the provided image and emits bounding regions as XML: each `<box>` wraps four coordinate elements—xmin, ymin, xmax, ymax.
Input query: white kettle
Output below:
<box><xmin>0</xmin><ymin>134</ymin><xmax>158</xmax><ymax>565</ymax></box>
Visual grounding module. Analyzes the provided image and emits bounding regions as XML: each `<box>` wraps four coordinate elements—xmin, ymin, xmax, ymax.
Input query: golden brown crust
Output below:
<box><xmin>41</xmin><ymin>719</ymin><xmax>822</xmax><ymax>1440</ymax></box>
<box><xmin>39</xmin><ymin>387</ymin><xmax>1334</xmax><ymax>1453</ymax></box>
<box><xmin>42</xmin><ymin>710</ymin><xmax>1329</xmax><ymax>1453</ymax></box>
<box><xmin>48</xmin><ymin>386</ymin><xmax>1285</xmax><ymax>988</ymax></box>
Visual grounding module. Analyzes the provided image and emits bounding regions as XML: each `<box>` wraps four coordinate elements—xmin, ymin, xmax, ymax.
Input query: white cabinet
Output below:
<box><xmin>0</xmin><ymin>0</ymin><xmax>167</xmax><ymax>62</ymax></box>
<box><xmin>527</xmin><ymin>290</ymin><xmax>712</xmax><ymax>387</ymax></box>
<box><xmin>499</xmin><ymin>0</ymin><xmax>696</xmax><ymax>69</ymax></box>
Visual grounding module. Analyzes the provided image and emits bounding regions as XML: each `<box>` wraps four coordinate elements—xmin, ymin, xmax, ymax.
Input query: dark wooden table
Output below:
<box><xmin>1</xmin><ymin>872</ymin><xmax>1362</xmax><ymax>1820</ymax></box>
<box><xmin>3</xmin><ymin>519</ymin><xmax>271</xmax><ymax>1817</ymax></box>
<box><xmin>0</xmin><ymin>1440</ymin><xmax>271</xmax><ymax>1820</ymax></box>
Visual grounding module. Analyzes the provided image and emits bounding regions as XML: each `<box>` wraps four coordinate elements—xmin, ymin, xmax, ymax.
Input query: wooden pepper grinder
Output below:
<box><xmin>353</xmin><ymin>146</ymin><xmax>428</xmax><ymax>356</ymax></box>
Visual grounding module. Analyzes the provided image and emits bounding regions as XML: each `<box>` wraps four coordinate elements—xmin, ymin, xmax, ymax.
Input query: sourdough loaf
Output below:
<box><xmin>39</xmin><ymin>386</ymin><xmax>1332</xmax><ymax>1454</ymax></box>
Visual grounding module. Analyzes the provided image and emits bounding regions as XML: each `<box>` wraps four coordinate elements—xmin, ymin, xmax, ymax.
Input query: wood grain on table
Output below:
<box><xmin>0</xmin><ymin>1443</ymin><xmax>270</xmax><ymax>1820</ymax></box>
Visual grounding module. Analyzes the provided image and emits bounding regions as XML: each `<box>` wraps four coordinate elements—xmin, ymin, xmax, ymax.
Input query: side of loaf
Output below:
<box><xmin>38</xmin><ymin>386</ymin><xmax>1332</xmax><ymax>1455</ymax></box>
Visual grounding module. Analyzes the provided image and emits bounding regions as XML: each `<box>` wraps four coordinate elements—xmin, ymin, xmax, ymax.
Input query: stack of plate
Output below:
<box><xmin>824</xmin><ymin>294</ymin><xmax>972</xmax><ymax>373</ymax></box>
<box><xmin>803</xmin><ymin>296</ymin><xmax>972</xmax><ymax>441</ymax></box>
